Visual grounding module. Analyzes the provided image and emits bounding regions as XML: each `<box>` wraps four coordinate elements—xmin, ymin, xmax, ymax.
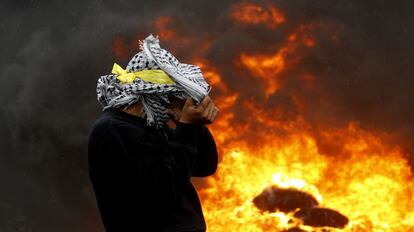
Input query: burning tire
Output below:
<box><xmin>253</xmin><ymin>186</ymin><xmax>319</xmax><ymax>213</ymax></box>
<box><xmin>253</xmin><ymin>186</ymin><xmax>349</xmax><ymax>229</ymax></box>
<box><xmin>294</xmin><ymin>207</ymin><xmax>349</xmax><ymax>228</ymax></box>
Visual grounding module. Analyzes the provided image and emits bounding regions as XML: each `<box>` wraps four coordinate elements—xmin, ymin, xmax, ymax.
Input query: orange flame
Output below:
<box><xmin>153</xmin><ymin>16</ymin><xmax>176</xmax><ymax>41</ymax></box>
<box><xmin>203</xmin><ymin>6</ymin><xmax>414</xmax><ymax>232</ymax></box>
<box><xmin>240</xmin><ymin>24</ymin><xmax>316</xmax><ymax>97</ymax></box>
<box><xmin>231</xmin><ymin>2</ymin><xmax>285</xmax><ymax>29</ymax></box>
<box><xmin>195</xmin><ymin>61</ymin><xmax>228</xmax><ymax>93</ymax></box>
<box><xmin>202</xmin><ymin>119</ymin><xmax>414</xmax><ymax>231</ymax></box>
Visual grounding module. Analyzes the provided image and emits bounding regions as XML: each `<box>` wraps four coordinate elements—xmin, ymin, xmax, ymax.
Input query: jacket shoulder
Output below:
<box><xmin>88</xmin><ymin>113</ymin><xmax>115</xmax><ymax>144</ymax></box>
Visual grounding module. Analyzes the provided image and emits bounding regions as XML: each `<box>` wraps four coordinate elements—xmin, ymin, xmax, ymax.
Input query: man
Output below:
<box><xmin>88</xmin><ymin>35</ymin><xmax>219</xmax><ymax>232</ymax></box>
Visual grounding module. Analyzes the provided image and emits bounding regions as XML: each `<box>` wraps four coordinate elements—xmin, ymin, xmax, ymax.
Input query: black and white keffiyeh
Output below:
<box><xmin>96</xmin><ymin>34</ymin><xmax>210</xmax><ymax>128</ymax></box>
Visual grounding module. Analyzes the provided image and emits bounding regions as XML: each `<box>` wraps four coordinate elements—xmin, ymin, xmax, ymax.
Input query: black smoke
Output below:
<box><xmin>0</xmin><ymin>0</ymin><xmax>413</xmax><ymax>231</ymax></box>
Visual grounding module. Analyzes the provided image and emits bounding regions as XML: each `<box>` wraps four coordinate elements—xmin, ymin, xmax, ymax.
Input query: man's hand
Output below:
<box><xmin>178</xmin><ymin>96</ymin><xmax>219</xmax><ymax>125</ymax></box>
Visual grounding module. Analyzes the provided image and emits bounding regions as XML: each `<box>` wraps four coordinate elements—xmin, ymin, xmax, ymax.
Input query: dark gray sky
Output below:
<box><xmin>0</xmin><ymin>0</ymin><xmax>413</xmax><ymax>231</ymax></box>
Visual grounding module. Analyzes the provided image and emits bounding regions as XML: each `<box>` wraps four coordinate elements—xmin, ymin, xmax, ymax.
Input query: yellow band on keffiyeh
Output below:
<box><xmin>111</xmin><ymin>63</ymin><xmax>175</xmax><ymax>84</ymax></box>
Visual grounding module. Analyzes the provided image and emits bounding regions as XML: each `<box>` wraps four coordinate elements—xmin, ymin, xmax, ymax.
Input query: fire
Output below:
<box><xmin>108</xmin><ymin>4</ymin><xmax>414</xmax><ymax>231</ymax></box>
<box><xmin>195</xmin><ymin>61</ymin><xmax>228</xmax><ymax>93</ymax></box>
<box><xmin>230</xmin><ymin>2</ymin><xmax>285</xmax><ymax>29</ymax></box>
<box><xmin>197</xmin><ymin>7</ymin><xmax>414</xmax><ymax>229</ymax></box>
<box><xmin>202</xmin><ymin>120</ymin><xmax>414</xmax><ymax>231</ymax></box>
<box><xmin>240</xmin><ymin>51</ymin><xmax>285</xmax><ymax>97</ymax></box>
<box><xmin>240</xmin><ymin>24</ymin><xmax>316</xmax><ymax>97</ymax></box>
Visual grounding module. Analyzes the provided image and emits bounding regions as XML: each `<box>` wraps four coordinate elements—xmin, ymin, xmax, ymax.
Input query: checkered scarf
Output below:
<box><xmin>96</xmin><ymin>35</ymin><xmax>210</xmax><ymax>128</ymax></box>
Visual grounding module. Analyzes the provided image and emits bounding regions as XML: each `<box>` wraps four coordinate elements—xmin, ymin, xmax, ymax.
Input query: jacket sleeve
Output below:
<box><xmin>169</xmin><ymin>122</ymin><xmax>218</xmax><ymax>177</ymax></box>
<box><xmin>191</xmin><ymin>125</ymin><xmax>218</xmax><ymax>177</ymax></box>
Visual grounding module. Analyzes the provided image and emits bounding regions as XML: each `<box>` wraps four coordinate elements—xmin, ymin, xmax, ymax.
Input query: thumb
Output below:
<box><xmin>183</xmin><ymin>97</ymin><xmax>194</xmax><ymax>108</ymax></box>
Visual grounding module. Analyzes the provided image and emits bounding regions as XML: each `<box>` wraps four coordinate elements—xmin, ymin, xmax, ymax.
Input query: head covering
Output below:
<box><xmin>96</xmin><ymin>34</ymin><xmax>210</xmax><ymax>128</ymax></box>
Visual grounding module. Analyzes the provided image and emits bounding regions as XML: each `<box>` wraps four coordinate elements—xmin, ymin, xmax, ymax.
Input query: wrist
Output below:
<box><xmin>179</xmin><ymin>117</ymin><xmax>194</xmax><ymax>124</ymax></box>
<box><xmin>179</xmin><ymin>119</ymin><xmax>195</xmax><ymax>124</ymax></box>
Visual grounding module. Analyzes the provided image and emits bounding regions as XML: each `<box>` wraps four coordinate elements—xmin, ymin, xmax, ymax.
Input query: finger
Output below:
<box><xmin>207</xmin><ymin>104</ymin><xmax>216</xmax><ymax>121</ymax></box>
<box><xmin>211</xmin><ymin>107</ymin><xmax>219</xmax><ymax>121</ymax></box>
<box><xmin>206</xmin><ymin>104</ymin><xmax>214</xmax><ymax>121</ymax></box>
<box><xmin>200</xmin><ymin>96</ymin><xmax>212</xmax><ymax>109</ymax></box>
<box><xmin>204</xmin><ymin>109</ymin><xmax>216</xmax><ymax>124</ymax></box>
<box><xmin>201</xmin><ymin>102</ymin><xmax>214</xmax><ymax>118</ymax></box>
<box><xmin>197</xmin><ymin>98</ymin><xmax>212</xmax><ymax>113</ymax></box>
<box><xmin>194</xmin><ymin>102</ymin><xmax>206</xmax><ymax>114</ymax></box>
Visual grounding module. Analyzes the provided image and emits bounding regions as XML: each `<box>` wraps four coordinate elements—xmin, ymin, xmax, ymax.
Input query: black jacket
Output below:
<box><xmin>88</xmin><ymin>109</ymin><xmax>218</xmax><ymax>232</ymax></box>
